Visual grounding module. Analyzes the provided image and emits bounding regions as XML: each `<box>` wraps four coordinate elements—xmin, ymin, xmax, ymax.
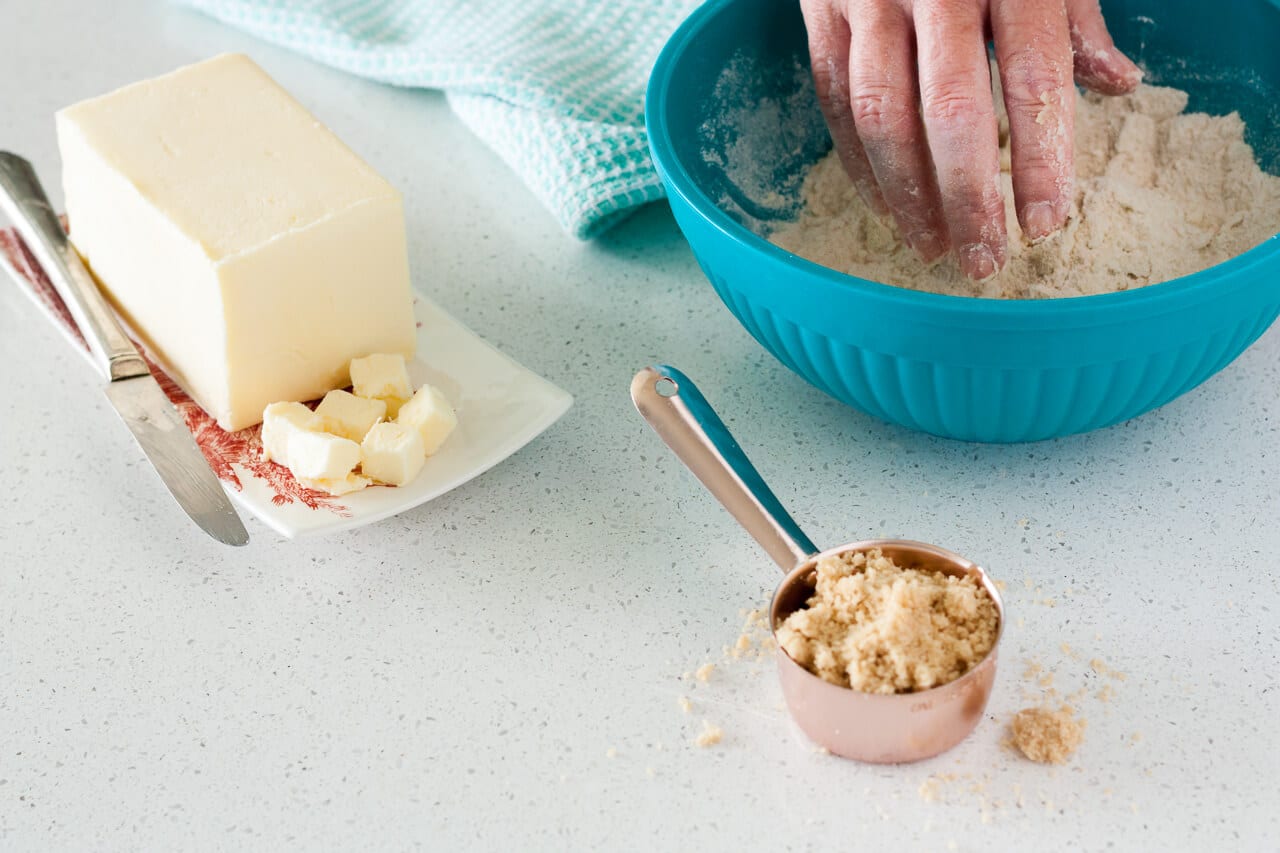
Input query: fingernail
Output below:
<box><xmin>1109</xmin><ymin>49</ymin><xmax>1144</xmax><ymax>89</ymax></box>
<box><xmin>909</xmin><ymin>231</ymin><xmax>946</xmax><ymax>263</ymax></box>
<box><xmin>959</xmin><ymin>242</ymin><xmax>999</xmax><ymax>281</ymax></box>
<box><xmin>1022</xmin><ymin>201</ymin><xmax>1062</xmax><ymax>242</ymax></box>
<box><xmin>1116</xmin><ymin>50</ymin><xmax>1143</xmax><ymax>81</ymax></box>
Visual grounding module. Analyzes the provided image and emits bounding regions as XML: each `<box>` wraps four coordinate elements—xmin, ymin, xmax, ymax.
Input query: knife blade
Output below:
<box><xmin>0</xmin><ymin>151</ymin><xmax>249</xmax><ymax>546</ymax></box>
<box><xmin>104</xmin><ymin>377</ymin><xmax>249</xmax><ymax>545</ymax></box>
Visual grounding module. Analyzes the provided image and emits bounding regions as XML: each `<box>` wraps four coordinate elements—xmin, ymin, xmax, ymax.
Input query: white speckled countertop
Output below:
<box><xmin>2</xmin><ymin>2</ymin><xmax>1278</xmax><ymax>850</ymax></box>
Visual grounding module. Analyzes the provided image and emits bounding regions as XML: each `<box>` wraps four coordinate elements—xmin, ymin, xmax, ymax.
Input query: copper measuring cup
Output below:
<box><xmin>631</xmin><ymin>365</ymin><xmax>1004</xmax><ymax>763</ymax></box>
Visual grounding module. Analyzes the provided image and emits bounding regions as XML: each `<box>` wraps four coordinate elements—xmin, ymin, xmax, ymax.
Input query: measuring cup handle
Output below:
<box><xmin>631</xmin><ymin>365</ymin><xmax>819</xmax><ymax>572</ymax></box>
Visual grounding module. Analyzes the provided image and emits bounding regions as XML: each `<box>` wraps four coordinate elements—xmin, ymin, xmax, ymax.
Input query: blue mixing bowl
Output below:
<box><xmin>647</xmin><ymin>0</ymin><xmax>1280</xmax><ymax>443</ymax></box>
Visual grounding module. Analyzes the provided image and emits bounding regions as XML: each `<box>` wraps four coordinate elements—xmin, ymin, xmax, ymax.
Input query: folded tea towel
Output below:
<box><xmin>176</xmin><ymin>0</ymin><xmax>701</xmax><ymax>238</ymax></box>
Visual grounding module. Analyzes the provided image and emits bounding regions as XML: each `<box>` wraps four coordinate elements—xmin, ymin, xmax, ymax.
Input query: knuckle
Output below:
<box><xmin>920</xmin><ymin>81</ymin><xmax>989</xmax><ymax>131</ymax></box>
<box><xmin>849</xmin><ymin>84</ymin><xmax>912</xmax><ymax>141</ymax></box>
<box><xmin>1000</xmin><ymin>47</ymin><xmax>1070</xmax><ymax>107</ymax></box>
<box><xmin>1014</xmin><ymin>150</ymin><xmax>1065</xmax><ymax>179</ymax></box>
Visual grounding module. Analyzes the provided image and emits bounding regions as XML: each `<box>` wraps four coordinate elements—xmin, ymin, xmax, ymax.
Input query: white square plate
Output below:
<box><xmin>1</xmin><ymin>226</ymin><xmax>573</xmax><ymax>538</ymax></box>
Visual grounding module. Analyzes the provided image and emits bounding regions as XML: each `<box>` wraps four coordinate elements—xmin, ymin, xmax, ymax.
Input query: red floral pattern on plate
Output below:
<box><xmin>0</xmin><ymin>223</ymin><xmax>349</xmax><ymax>516</ymax></box>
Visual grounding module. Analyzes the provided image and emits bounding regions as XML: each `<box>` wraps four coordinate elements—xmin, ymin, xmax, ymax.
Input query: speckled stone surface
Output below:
<box><xmin>1</xmin><ymin>2</ymin><xmax>1278</xmax><ymax>850</ymax></box>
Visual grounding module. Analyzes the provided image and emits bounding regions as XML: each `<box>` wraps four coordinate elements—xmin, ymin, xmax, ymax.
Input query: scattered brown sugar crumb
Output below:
<box><xmin>774</xmin><ymin>549</ymin><xmax>999</xmax><ymax>693</ymax></box>
<box><xmin>1090</xmin><ymin>658</ymin><xmax>1127</xmax><ymax>680</ymax></box>
<box><xmin>1010</xmin><ymin>706</ymin><xmax>1086</xmax><ymax>764</ymax></box>
<box><xmin>695</xmin><ymin>720</ymin><xmax>723</xmax><ymax>748</ymax></box>
<box><xmin>918</xmin><ymin>776</ymin><xmax>943</xmax><ymax>803</ymax></box>
<box><xmin>677</xmin><ymin>696</ymin><xmax>692</xmax><ymax>714</ymax></box>
<box><xmin>694</xmin><ymin>663</ymin><xmax>715</xmax><ymax>682</ymax></box>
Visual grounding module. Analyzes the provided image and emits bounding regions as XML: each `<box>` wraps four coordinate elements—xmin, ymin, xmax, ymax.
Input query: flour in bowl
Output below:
<box><xmin>769</xmin><ymin>85</ymin><xmax>1280</xmax><ymax>298</ymax></box>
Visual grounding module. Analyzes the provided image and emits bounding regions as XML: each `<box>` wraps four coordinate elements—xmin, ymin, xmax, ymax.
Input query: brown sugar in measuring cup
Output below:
<box><xmin>631</xmin><ymin>365</ymin><xmax>1004</xmax><ymax>763</ymax></box>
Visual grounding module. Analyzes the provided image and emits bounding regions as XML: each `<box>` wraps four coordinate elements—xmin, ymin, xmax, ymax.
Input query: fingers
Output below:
<box><xmin>847</xmin><ymin>0</ymin><xmax>948</xmax><ymax>261</ymax></box>
<box><xmin>1065</xmin><ymin>0</ymin><xmax>1142</xmax><ymax>95</ymax></box>
<box><xmin>914</xmin><ymin>0</ymin><xmax>1007</xmax><ymax>280</ymax></box>
<box><xmin>801</xmin><ymin>0</ymin><xmax>888</xmax><ymax>214</ymax></box>
<box><xmin>991</xmin><ymin>0</ymin><xmax>1075</xmax><ymax>241</ymax></box>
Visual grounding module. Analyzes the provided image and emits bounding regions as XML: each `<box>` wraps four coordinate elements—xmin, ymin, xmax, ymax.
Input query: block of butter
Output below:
<box><xmin>57</xmin><ymin>53</ymin><xmax>416</xmax><ymax>431</ymax></box>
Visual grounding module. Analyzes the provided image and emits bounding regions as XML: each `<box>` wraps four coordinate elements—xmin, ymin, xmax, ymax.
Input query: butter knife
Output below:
<box><xmin>0</xmin><ymin>152</ymin><xmax>249</xmax><ymax>546</ymax></box>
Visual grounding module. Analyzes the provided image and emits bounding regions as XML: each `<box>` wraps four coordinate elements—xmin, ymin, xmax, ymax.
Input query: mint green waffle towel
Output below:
<box><xmin>175</xmin><ymin>0</ymin><xmax>701</xmax><ymax>238</ymax></box>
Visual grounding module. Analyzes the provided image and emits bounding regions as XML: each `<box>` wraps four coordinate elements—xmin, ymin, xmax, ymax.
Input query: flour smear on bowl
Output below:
<box><xmin>769</xmin><ymin>84</ymin><xmax>1280</xmax><ymax>298</ymax></box>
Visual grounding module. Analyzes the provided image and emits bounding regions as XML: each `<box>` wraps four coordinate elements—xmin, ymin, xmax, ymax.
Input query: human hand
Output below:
<box><xmin>800</xmin><ymin>0</ymin><xmax>1142</xmax><ymax>279</ymax></box>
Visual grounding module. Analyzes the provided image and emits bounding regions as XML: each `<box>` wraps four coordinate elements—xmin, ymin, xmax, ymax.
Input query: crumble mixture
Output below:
<box><xmin>695</xmin><ymin>721</ymin><xmax>724</xmax><ymax>748</ymax></box>
<box><xmin>770</xmin><ymin>84</ymin><xmax>1280</xmax><ymax>298</ymax></box>
<box><xmin>774</xmin><ymin>549</ymin><xmax>999</xmax><ymax>694</ymax></box>
<box><xmin>1010</xmin><ymin>705</ymin><xmax>1086</xmax><ymax>764</ymax></box>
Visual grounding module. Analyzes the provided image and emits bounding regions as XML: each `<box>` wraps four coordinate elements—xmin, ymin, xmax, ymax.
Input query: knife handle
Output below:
<box><xmin>0</xmin><ymin>152</ymin><xmax>149</xmax><ymax>382</ymax></box>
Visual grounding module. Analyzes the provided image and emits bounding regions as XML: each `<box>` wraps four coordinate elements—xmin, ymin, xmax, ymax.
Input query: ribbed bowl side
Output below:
<box><xmin>705</xmin><ymin>272</ymin><xmax>1280</xmax><ymax>443</ymax></box>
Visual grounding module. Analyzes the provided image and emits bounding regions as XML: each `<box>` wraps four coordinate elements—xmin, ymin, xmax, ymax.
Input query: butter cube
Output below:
<box><xmin>315</xmin><ymin>389</ymin><xmax>386</xmax><ymax>442</ymax></box>
<box><xmin>350</xmin><ymin>353</ymin><xmax>413</xmax><ymax>416</ymax></box>
<box><xmin>396</xmin><ymin>384</ymin><xmax>457</xmax><ymax>456</ymax></box>
<box><xmin>261</xmin><ymin>401</ymin><xmax>322</xmax><ymax>466</ymax></box>
<box><xmin>57</xmin><ymin>54</ymin><xmax>416</xmax><ymax>431</ymax></box>
<box><xmin>299</xmin><ymin>473</ymin><xmax>371</xmax><ymax>497</ymax></box>
<box><xmin>285</xmin><ymin>430</ymin><xmax>361</xmax><ymax>481</ymax></box>
<box><xmin>360</xmin><ymin>422</ymin><xmax>426</xmax><ymax>486</ymax></box>
<box><xmin>382</xmin><ymin>397</ymin><xmax>410</xmax><ymax>420</ymax></box>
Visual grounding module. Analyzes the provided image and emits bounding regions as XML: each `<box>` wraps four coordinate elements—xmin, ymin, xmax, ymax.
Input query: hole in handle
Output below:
<box><xmin>655</xmin><ymin>377</ymin><xmax>678</xmax><ymax>398</ymax></box>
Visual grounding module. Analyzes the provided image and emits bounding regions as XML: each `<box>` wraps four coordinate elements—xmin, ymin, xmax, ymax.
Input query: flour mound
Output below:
<box><xmin>769</xmin><ymin>85</ymin><xmax>1280</xmax><ymax>299</ymax></box>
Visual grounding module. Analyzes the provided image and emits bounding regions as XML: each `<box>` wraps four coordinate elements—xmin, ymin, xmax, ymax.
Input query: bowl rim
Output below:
<box><xmin>646</xmin><ymin>0</ymin><xmax>1280</xmax><ymax>321</ymax></box>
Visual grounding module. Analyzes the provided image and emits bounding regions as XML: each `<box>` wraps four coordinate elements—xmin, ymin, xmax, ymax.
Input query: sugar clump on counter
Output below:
<box><xmin>695</xmin><ymin>721</ymin><xmax>723</xmax><ymax>748</ymax></box>
<box><xmin>775</xmin><ymin>549</ymin><xmax>998</xmax><ymax>693</ymax></box>
<box><xmin>1010</xmin><ymin>706</ymin><xmax>1086</xmax><ymax>765</ymax></box>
